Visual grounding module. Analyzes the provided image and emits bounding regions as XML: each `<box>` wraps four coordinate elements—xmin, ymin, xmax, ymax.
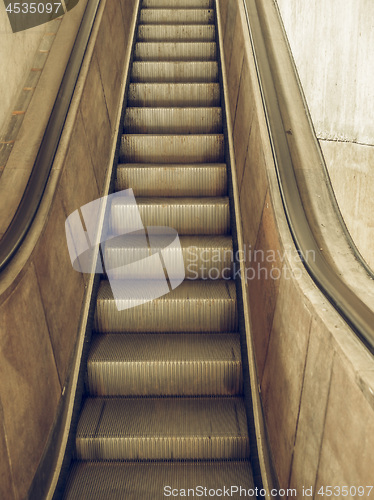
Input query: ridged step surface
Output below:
<box><xmin>87</xmin><ymin>333</ymin><xmax>242</xmax><ymax>396</ymax></box>
<box><xmin>63</xmin><ymin>461</ymin><xmax>254</xmax><ymax>500</ymax></box>
<box><xmin>140</xmin><ymin>9</ymin><xmax>215</xmax><ymax>25</ymax></box>
<box><xmin>124</xmin><ymin>107</ymin><xmax>222</xmax><ymax>134</ymax></box>
<box><xmin>75</xmin><ymin>397</ymin><xmax>250</xmax><ymax>460</ymax></box>
<box><xmin>120</xmin><ymin>134</ymin><xmax>224</xmax><ymax>163</ymax></box>
<box><xmin>134</xmin><ymin>42</ymin><xmax>217</xmax><ymax>61</ymax></box>
<box><xmin>127</xmin><ymin>82</ymin><xmax>221</xmax><ymax>107</ymax></box>
<box><xmin>115</xmin><ymin>163</ymin><xmax>227</xmax><ymax>196</ymax></box>
<box><xmin>131</xmin><ymin>61</ymin><xmax>218</xmax><ymax>83</ymax></box>
<box><xmin>138</xmin><ymin>25</ymin><xmax>215</xmax><ymax>42</ymax></box>
<box><xmin>104</xmin><ymin>234</ymin><xmax>233</xmax><ymax>279</ymax></box>
<box><xmin>110</xmin><ymin>196</ymin><xmax>230</xmax><ymax>235</ymax></box>
<box><xmin>94</xmin><ymin>280</ymin><xmax>237</xmax><ymax>333</ymax></box>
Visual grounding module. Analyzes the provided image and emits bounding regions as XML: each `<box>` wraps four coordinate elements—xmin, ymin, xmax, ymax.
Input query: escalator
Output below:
<box><xmin>1</xmin><ymin>0</ymin><xmax>373</xmax><ymax>497</ymax></box>
<box><xmin>62</xmin><ymin>0</ymin><xmax>257</xmax><ymax>497</ymax></box>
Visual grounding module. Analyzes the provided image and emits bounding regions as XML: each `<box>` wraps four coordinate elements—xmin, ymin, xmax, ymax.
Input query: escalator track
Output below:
<box><xmin>62</xmin><ymin>1</ymin><xmax>257</xmax><ymax>497</ymax></box>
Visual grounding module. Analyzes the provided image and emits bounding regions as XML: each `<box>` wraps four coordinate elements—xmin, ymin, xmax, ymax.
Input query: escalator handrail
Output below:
<box><xmin>0</xmin><ymin>0</ymin><xmax>101</xmax><ymax>273</ymax></box>
<box><xmin>243</xmin><ymin>0</ymin><xmax>374</xmax><ymax>354</ymax></box>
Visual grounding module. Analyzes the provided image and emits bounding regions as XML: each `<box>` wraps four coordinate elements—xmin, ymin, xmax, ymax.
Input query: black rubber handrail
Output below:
<box><xmin>243</xmin><ymin>0</ymin><xmax>374</xmax><ymax>354</ymax></box>
<box><xmin>0</xmin><ymin>0</ymin><xmax>101</xmax><ymax>273</ymax></box>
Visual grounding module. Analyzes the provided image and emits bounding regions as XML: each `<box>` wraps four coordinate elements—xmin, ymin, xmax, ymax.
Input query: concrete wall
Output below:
<box><xmin>218</xmin><ymin>0</ymin><xmax>374</xmax><ymax>495</ymax></box>
<box><xmin>0</xmin><ymin>1</ymin><xmax>138</xmax><ymax>498</ymax></box>
<box><xmin>0</xmin><ymin>2</ymin><xmax>56</xmax><ymax>134</ymax></box>
<box><xmin>320</xmin><ymin>141</ymin><xmax>374</xmax><ymax>269</ymax></box>
<box><xmin>275</xmin><ymin>0</ymin><xmax>374</xmax><ymax>270</ymax></box>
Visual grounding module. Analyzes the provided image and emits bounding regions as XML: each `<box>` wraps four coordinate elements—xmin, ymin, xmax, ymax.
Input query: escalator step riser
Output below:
<box><xmin>63</xmin><ymin>461</ymin><xmax>254</xmax><ymax>500</ymax></box>
<box><xmin>138</xmin><ymin>25</ymin><xmax>216</xmax><ymax>42</ymax></box>
<box><xmin>75</xmin><ymin>397</ymin><xmax>250</xmax><ymax>461</ymax></box>
<box><xmin>142</xmin><ymin>0</ymin><xmax>214</xmax><ymax>7</ymax></box>
<box><xmin>94</xmin><ymin>281</ymin><xmax>238</xmax><ymax>333</ymax></box>
<box><xmin>128</xmin><ymin>83</ymin><xmax>221</xmax><ymax>107</ymax></box>
<box><xmin>104</xmin><ymin>235</ymin><xmax>233</xmax><ymax>280</ymax></box>
<box><xmin>140</xmin><ymin>9</ymin><xmax>215</xmax><ymax>25</ymax></box>
<box><xmin>124</xmin><ymin>107</ymin><xmax>223</xmax><ymax>134</ymax></box>
<box><xmin>120</xmin><ymin>134</ymin><xmax>224</xmax><ymax>164</ymax></box>
<box><xmin>87</xmin><ymin>361</ymin><xmax>242</xmax><ymax>396</ymax></box>
<box><xmin>110</xmin><ymin>197</ymin><xmax>230</xmax><ymax>236</ymax></box>
<box><xmin>76</xmin><ymin>436</ymin><xmax>250</xmax><ymax>461</ymax></box>
<box><xmin>131</xmin><ymin>61</ymin><xmax>219</xmax><ymax>83</ymax></box>
<box><xmin>116</xmin><ymin>163</ymin><xmax>227</xmax><ymax>197</ymax></box>
<box><xmin>134</xmin><ymin>42</ymin><xmax>217</xmax><ymax>61</ymax></box>
<box><xmin>87</xmin><ymin>333</ymin><xmax>243</xmax><ymax>396</ymax></box>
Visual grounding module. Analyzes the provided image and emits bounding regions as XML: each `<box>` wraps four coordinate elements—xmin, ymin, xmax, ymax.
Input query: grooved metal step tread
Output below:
<box><xmin>138</xmin><ymin>25</ymin><xmax>216</xmax><ymax>42</ymax></box>
<box><xmin>75</xmin><ymin>397</ymin><xmax>250</xmax><ymax>460</ymax></box>
<box><xmin>140</xmin><ymin>9</ymin><xmax>215</xmax><ymax>25</ymax></box>
<box><xmin>142</xmin><ymin>0</ymin><xmax>214</xmax><ymax>7</ymax></box>
<box><xmin>87</xmin><ymin>333</ymin><xmax>243</xmax><ymax>396</ymax></box>
<box><xmin>134</xmin><ymin>42</ymin><xmax>217</xmax><ymax>61</ymax></box>
<box><xmin>128</xmin><ymin>83</ymin><xmax>221</xmax><ymax>107</ymax></box>
<box><xmin>104</xmin><ymin>234</ymin><xmax>233</xmax><ymax>279</ymax></box>
<box><xmin>120</xmin><ymin>134</ymin><xmax>224</xmax><ymax>164</ymax></box>
<box><xmin>131</xmin><ymin>61</ymin><xmax>218</xmax><ymax>83</ymax></box>
<box><xmin>63</xmin><ymin>461</ymin><xmax>254</xmax><ymax>500</ymax></box>
<box><xmin>116</xmin><ymin>162</ymin><xmax>227</xmax><ymax>196</ymax></box>
<box><xmin>94</xmin><ymin>280</ymin><xmax>238</xmax><ymax>333</ymax></box>
<box><xmin>110</xmin><ymin>196</ymin><xmax>230</xmax><ymax>235</ymax></box>
<box><xmin>124</xmin><ymin>107</ymin><xmax>223</xmax><ymax>134</ymax></box>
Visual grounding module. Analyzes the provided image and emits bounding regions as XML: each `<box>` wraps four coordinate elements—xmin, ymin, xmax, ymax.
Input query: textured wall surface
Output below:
<box><xmin>275</xmin><ymin>0</ymin><xmax>374</xmax><ymax>269</ymax></box>
<box><xmin>275</xmin><ymin>0</ymin><xmax>374</xmax><ymax>144</ymax></box>
<box><xmin>218</xmin><ymin>0</ymin><xmax>374</xmax><ymax>494</ymax></box>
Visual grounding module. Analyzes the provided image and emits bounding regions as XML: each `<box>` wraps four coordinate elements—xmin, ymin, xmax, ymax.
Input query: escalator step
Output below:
<box><xmin>94</xmin><ymin>280</ymin><xmax>237</xmax><ymax>333</ymax></box>
<box><xmin>110</xmin><ymin>196</ymin><xmax>230</xmax><ymax>235</ymax></box>
<box><xmin>134</xmin><ymin>42</ymin><xmax>217</xmax><ymax>61</ymax></box>
<box><xmin>75</xmin><ymin>397</ymin><xmax>250</xmax><ymax>460</ymax></box>
<box><xmin>86</xmin><ymin>333</ymin><xmax>242</xmax><ymax>396</ymax></box>
<box><xmin>124</xmin><ymin>107</ymin><xmax>223</xmax><ymax>134</ymax></box>
<box><xmin>116</xmin><ymin>163</ymin><xmax>227</xmax><ymax>196</ymax></box>
<box><xmin>140</xmin><ymin>9</ymin><xmax>215</xmax><ymax>25</ymax></box>
<box><xmin>63</xmin><ymin>461</ymin><xmax>254</xmax><ymax>500</ymax></box>
<box><xmin>120</xmin><ymin>134</ymin><xmax>224</xmax><ymax>163</ymax></box>
<box><xmin>131</xmin><ymin>61</ymin><xmax>219</xmax><ymax>83</ymax></box>
<box><xmin>142</xmin><ymin>0</ymin><xmax>214</xmax><ymax>7</ymax></box>
<box><xmin>138</xmin><ymin>24</ymin><xmax>216</xmax><ymax>42</ymax></box>
<box><xmin>103</xmin><ymin>234</ymin><xmax>233</xmax><ymax>280</ymax></box>
<box><xmin>127</xmin><ymin>82</ymin><xmax>221</xmax><ymax>107</ymax></box>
